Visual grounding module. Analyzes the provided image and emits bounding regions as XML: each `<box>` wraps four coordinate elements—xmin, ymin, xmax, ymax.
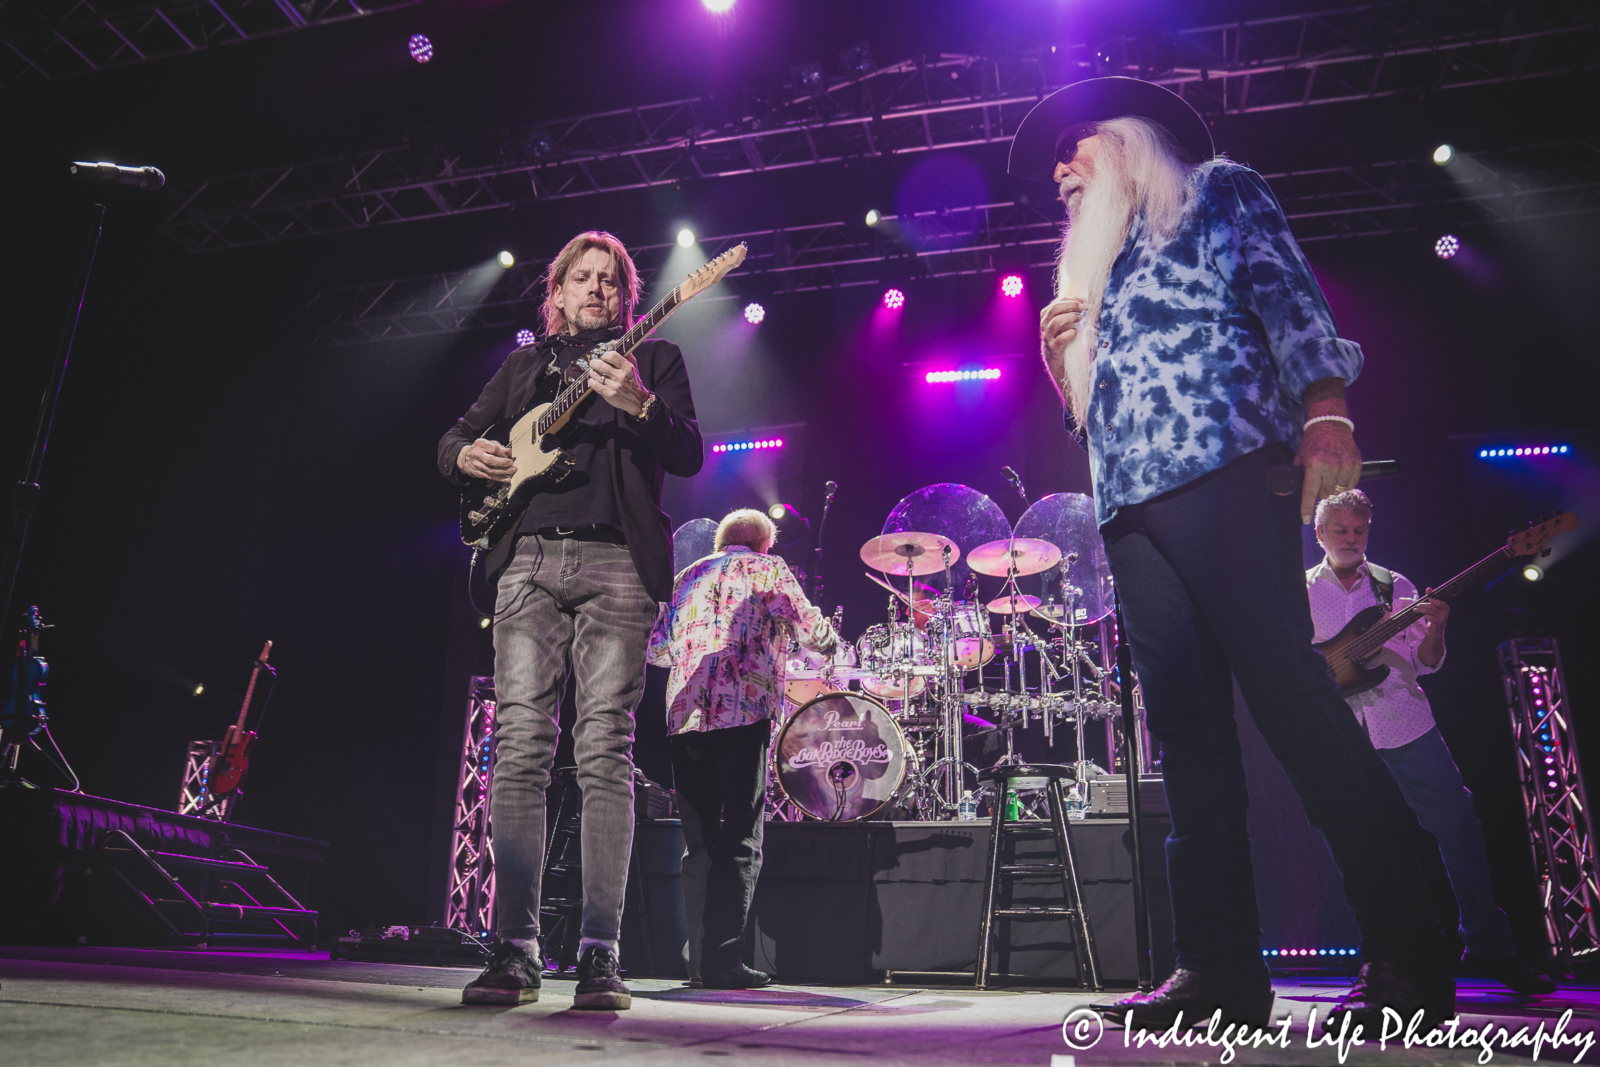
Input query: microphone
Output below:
<box><xmin>1265</xmin><ymin>459</ymin><xmax>1401</xmax><ymax>495</ymax></box>
<box><xmin>824</xmin><ymin>480</ymin><xmax>838</xmax><ymax>505</ymax></box>
<box><xmin>70</xmin><ymin>161</ymin><xmax>165</xmax><ymax>190</ymax></box>
<box><xmin>1000</xmin><ymin>466</ymin><xmax>1027</xmax><ymax>503</ymax></box>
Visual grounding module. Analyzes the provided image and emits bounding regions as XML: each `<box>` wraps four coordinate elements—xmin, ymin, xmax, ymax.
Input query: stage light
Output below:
<box><xmin>1434</xmin><ymin>235</ymin><xmax>1459</xmax><ymax>259</ymax></box>
<box><xmin>1000</xmin><ymin>274</ymin><xmax>1024</xmax><ymax>298</ymax></box>
<box><xmin>1433</xmin><ymin>143</ymin><xmax>1454</xmax><ymax>165</ymax></box>
<box><xmin>1524</xmin><ymin>565</ymin><xmax>1544</xmax><ymax>582</ymax></box>
<box><xmin>865</xmin><ymin>209</ymin><xmax>881</xmax><ymax>227</ymax></box>
<box><xmin>882</xmin><ymin>288</ymin><xmax>905</xmax><ymax>310</ymax></box>
<box><xmin>408</xmin><ymin>34</ymin><xmax>433</xmax><ymax>63</ymax></box>
<box><xmin>479</xmin><ymin>616</ymin><xmax>493</xmax><ymax>629</ymax></box>
<box><xmin>712</xmin><ymin>438</ymin><xmax>785</xmax><ymax>454</ymax></box>
<box><xmin>1479</xmin><ymin>443</ymin><xmax>1569</xmax><ymax>460</ymax></box>
<box><xmin>702</xmin><ymin>0</ymin><xmax>734</xmax><ymax>10</ymax></box>
<box><xmin>498</xmin><ymin>250</ymin><xmax>515</xmax><ymax>268</ymax></box>
<box><xmin>768</xmin><ymin>504</ymin><xmax>786</xmax><ymax>520</ymax></box>
<box><xmin>926</xmin><ymin>368</ymin><xmax>1002</xmax><ymax>383</ymax></box>
<box><xmin>193</xmin><ymin>684</ymin><xmax>205</xmax><ymax>697</ymax></box>
<box><xmin>744</xmin><ymin>302</ymin><xmax>765</xmax><ymax>325</ymax></box>
<box><xmin>677</xmin><ymin>228</ymin><xmax>695</xmax><ymax>248</ymax></box>
<box><xmin>515</xmin><ymin>329</ymin><xmax>536</xmax><ymax>347</ymax></box>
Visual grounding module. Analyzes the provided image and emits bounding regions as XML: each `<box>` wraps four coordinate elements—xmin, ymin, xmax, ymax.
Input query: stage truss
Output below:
<box><xmin>443</xmin><ymin>675</ymin><xmax>497</xmax><ymax>937</ymax></box>
<box><xmin>159</xmin><ymin>2</ymin><xmax>1597</xmax><ymax>252</ymax></box>
<box><xmin>303</xmin><ymin>138</ymin><xmax>1600</xmax><ymax>347</ymax></box>
<box><xmin>1499</xmin><ymin>637</ymin><xmax>1600</xmax><ymax>974</ymax></box>
<box><xmin>176</xmin><ymin>739</ymin><xmax>233</xmax><ymax>821</ymax></box>
<box><xmin>1</xmin><ymin>0</ymin><xmax>421</xmax><ymax>87</ymax></box>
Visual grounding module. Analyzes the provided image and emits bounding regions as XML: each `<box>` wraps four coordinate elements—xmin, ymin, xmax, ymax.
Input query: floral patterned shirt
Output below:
<box><xmin>646</xmin><ymin>546</ymin><xmax>837</xmax><ymax>735</ymax></box>
<box><xmin>1306</xmin><ymin>558</ymin><xmax>1444</xmax><ymax>750</ymax></box>
<box><xmin>1083</xmin><ymin>160</ymin><xmax>1365</xmax><ymax>526</ymax></box>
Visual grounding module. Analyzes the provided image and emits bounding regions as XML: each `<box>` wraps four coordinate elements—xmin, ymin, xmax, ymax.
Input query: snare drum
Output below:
<box><xmin>942</xmin><ymin>601</ymin><xmax>995</xmax><ymax>670</ymax></box>
<box><xmin>774</xmin><ymin>692</ymin><xmax>909</xmax><ymax>821</ymax></box>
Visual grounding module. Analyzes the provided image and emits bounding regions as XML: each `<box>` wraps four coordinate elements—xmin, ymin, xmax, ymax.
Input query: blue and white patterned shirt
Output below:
<box><xmin>1082</xmin><ymin>160</ymin><xmax>1364</xmax><ymax>526</ymax></box>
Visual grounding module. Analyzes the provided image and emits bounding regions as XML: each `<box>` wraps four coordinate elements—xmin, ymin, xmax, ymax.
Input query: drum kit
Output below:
<box><xmin>771</xmin><ymin>484</ymin><xmax>1149</xmax><ymax>823</ymax></box>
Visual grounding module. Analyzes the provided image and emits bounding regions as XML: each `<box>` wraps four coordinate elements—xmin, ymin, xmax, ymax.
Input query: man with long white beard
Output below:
<box><xmin>1011</xmin><ymin>78</ymin><xmax>1453</xmax><ymax>1033</ymax></box>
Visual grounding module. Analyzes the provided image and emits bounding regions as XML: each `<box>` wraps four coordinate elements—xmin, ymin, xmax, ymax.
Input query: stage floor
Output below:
<box><xmin>4</xmin><ymin>947</ymin><xmax>1600</xmax><ymax>1065</ymax></box>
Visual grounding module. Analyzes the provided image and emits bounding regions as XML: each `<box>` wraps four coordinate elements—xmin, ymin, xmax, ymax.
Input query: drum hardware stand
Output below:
<box><xmin>1113</xmin><ymin>587</ymin><xmax>1154</xmax><ymax>991</ymax></box>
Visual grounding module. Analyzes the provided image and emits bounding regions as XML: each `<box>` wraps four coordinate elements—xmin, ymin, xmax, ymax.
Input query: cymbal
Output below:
<box><xmin>860</xmin><ymin>532</ymin><xmax>959</xmax><ymax>577</ymax></box>
<box><xmin>966</xmin><ymin>537</ymin><xmax>1062</xmax><ymax>578</ymax></box>
<box><xmin>987</xmin><ymin>593</ymin><xmax>1042</xmax><ymax>614</ymax></box>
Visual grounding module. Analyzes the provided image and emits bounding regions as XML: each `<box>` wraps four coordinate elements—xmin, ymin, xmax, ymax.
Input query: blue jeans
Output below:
<box><xmin>1379</xmin><ymin>727</ymin><xmax>1516</xmax><ymax>960</ymax></box>
<box><xmin>1101</xmin><ymin>444</ymin><xmax>1443</xmax><ymax>976</ymax></box>
<box><xmin>490</xmin><ymin>534</ymin><xmax>656</xmax><ymax>943</ymax></box>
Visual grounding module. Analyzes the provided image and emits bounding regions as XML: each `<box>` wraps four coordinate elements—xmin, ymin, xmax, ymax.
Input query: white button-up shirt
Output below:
<box><xmin>1305</xmin><ymin>558</ymin><xmax>1444</xmax><ymax>750</ymax></box>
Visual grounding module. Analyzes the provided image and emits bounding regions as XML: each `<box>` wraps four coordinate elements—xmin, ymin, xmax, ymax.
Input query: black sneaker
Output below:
<box><xmin>574</xmin><ymin>945</ymin><xmax>631</xmax><ymax>1010</ymax></box>
<box><xmin>1461</xmin><ymin>952</ymin><xmax>1558</xmax><ymax>996</ymax></box>
<box><xmin>703</xmin><ymin>962</ymin><xmax>771</xmax><ymax>990</ymax></box>
<box><xmin>462</xmin><ymin>940</ymin><xmax>542</xmax><ymax>1005</ymax></box>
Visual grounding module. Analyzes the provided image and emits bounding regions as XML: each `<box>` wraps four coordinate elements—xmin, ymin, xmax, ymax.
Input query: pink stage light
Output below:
<box><xmin>408</xmin><ymin>34</ymin><xmax>433</xmax><ymax>63</ymax></box>
<box><xmin>882</xmin><ymin>288</ymin><xmax>905</xmax><ymax>310</ymax></box>
<box><xmin>515</xmin><ymin>329</ymin><xmax>535</xmax><ymax>347</ymax></box>
<box><xmin>712</xmin><ymin>438</ymin><xmax>785</xmax><ymax>454</ymax></box>
<box><xmin>925</xmin><ymin>368</ymin><xmax>1002</xmax><ymax>383</ymax></box>
<box><xmin>744</xmin><ymin>303</ymin><xmax>765</xmax><ymax>325</ymax></box>
<box><xmin>1000</xmin><ymin>274</ymin><xmax>1024</xmax><ymax>298</ymax></box>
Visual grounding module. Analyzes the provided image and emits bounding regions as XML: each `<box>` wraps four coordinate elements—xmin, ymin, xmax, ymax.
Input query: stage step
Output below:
<box><xmin>152</xmin><ymin>851</ymin><xmax>269</xmax><ymax>874</ymax></box>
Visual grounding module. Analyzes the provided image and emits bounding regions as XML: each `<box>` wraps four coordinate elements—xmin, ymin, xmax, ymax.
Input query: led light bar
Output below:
<box><xmin>1263</xmin><ymin>948</ymin><xmax>1357</xmax><ymax>957</ymax></box>
<box><xmin>1478</xmin><ymin>445</ymin><xmax>1570</xmax><ymax>458</ymax></box>
<box><xmin>925</xmin><ymin>368</ymin><xmax>1002</xmax><ymax>383</ymax></box>
<box><xmin>711</xmin><ymin>438</ymin><xmax>785</xmax><ymax>454</ymax></box>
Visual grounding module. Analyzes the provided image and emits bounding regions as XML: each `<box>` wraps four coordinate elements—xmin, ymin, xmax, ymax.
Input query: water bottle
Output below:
<box><xmin>957</xmin><ymin>791</ymin><xmax>978</xmax><ymax>821</ymax></box>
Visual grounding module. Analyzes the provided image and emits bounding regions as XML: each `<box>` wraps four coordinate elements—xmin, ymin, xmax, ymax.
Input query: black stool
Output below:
<box><xmin>975</xmin><ymin>763</ymin><xmax>1102</xmax><ymax>990</ymax></box>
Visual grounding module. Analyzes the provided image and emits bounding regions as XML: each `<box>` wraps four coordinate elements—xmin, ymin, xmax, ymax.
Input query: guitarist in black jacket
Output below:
<box><xmin>437</xmin><ymin>231</ymin><xmax>703</xmax><ymax>1010</ymax></box>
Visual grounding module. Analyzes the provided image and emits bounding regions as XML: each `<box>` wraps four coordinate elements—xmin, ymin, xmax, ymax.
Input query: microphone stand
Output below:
<box><xmin>809</xmin><ymin>482</ymin><xmax>837</xmax><ymax>605</ymax></box>
<box><xmin>2</xmin><ymin>203</ymin><xmax>105</xmax><ymax>635</ymax></box>
<box><xmin>1113</xmin><ymin>588</ymin><xmax>1153</xmax><ymax>991</ymax></box>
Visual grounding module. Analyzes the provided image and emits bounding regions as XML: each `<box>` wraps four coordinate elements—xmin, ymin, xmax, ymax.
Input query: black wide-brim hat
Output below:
<box><xmin>1008</xmin><ymin>76</ymin><xmax>1214</xmax><ymax>183</ymax></box>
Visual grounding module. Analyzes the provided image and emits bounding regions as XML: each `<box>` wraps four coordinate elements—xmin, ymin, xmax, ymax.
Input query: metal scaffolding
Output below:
<box><xmin>444</xmin><ymin>675</ymin><xmax>497</xmax><ymax>937</ymax></box>
<box><xmin>2</xmin><ymin>0</ymin><xmax>421</xmax><ymax>87</ymax></box>
<box><xmin>176</xmin><ymin>739</ymin><xmax>233</xmax><ymax>820</ymax></box>
<box><xmin>159</xmin><ymin>2</ymin><xmax>1598</xmax><ymax>252</ymax></box>
<box><xmin>303</xmin><ymin>138</ymin><xmax>1600</xmax><ymax>347</ymax></box>
<box><xmin>1499</xmin><ymin>637</ymin><xmax>1600</xmax><ymax>974</ymax></box>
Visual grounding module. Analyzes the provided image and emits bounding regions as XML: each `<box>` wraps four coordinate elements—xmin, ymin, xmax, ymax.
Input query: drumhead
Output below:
<box><xmin>774</xmin><ymin>692</ymin><xmax>908</xmax><ymax>821</ymax></box>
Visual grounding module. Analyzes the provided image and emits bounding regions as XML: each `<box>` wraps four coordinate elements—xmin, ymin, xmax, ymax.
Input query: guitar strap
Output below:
<box><xmin>1365</xmin><ymin>562</ymin><xmax>1395</xmax><ymax>611</ymax></box>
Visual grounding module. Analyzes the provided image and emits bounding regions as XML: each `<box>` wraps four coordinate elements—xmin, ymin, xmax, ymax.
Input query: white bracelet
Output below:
<box><xmin>1305</xmin><ymin>415</ymin><xmax>1354</xmax><ymax>433</ymax></box>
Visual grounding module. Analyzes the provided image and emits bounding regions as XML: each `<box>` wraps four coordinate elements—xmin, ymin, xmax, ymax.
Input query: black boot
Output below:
<box><xmin>703</xmin><ymin>961</ymin><xmax>771</xmax><ymax>990</ymax></box>
<box><xmin>1320</xmin><ymin>962</ymin><xmax>1456</xmax><ymax>1036</ymax></box>
<box><xmin>1092</xmin><ymin>968</ymin><xmax>1275</xmax><ymax>1029</ymax></box>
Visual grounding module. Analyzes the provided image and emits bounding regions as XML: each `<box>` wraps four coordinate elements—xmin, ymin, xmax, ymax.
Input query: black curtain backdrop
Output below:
<box><xmin>4</xmin><ymin>0</ymin><xmax>1596</xmax><ymax>942</ymax></box>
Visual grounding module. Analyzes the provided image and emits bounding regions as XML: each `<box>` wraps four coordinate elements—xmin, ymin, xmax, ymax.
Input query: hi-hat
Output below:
<box><xmin>860</xmin><ymin>532</ymin><xmax>959</xmax><ymax>576</ymax></box>
<box><xmin>967</xmin><ymin>537</ymin><xmax>1062</xmax><ymax>577</ymax></box>
<box><xmin>987</xmin><ymin>593</ymin><xmax>1043</xmax><ymax>614</ymax></box>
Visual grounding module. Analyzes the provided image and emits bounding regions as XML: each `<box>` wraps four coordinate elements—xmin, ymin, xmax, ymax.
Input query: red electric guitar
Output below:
<box><xmin>209</xmin><ymin>640</ymin><xmax>272</xmax><ymax>798</ymax></box>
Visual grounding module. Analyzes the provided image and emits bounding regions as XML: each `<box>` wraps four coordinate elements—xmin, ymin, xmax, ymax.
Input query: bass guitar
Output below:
<box><xmin>1316</xmin><ymin>512</ymin><xmax>1578</xmax><ymax>696</ymax></box>
<box><xmin>460</xmin><ymin>242</ymin><xmax>748</xmax><ymax>551</ymax></box>
<box><xmin>209</xmin><ymin>640</ymin><xmax>273</xmax><ymax>799</ymax></box>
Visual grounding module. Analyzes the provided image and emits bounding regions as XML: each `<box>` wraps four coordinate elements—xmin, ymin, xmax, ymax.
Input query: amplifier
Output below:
<box><xmin>634</xmin><ymin>770</ymin><xmax>676</xmax><ymax>820</ymax></box>
<box><xmin>1086</xmin><ymin>775</ymin><xmax>1167</xmax><ymax>817</ymax></box>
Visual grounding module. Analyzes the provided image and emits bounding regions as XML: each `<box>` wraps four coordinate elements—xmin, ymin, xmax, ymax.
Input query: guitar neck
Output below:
<box><xmin>534</xmin><ymin>286</ymin><xmax>683</xmax><ymax>435</ymax></box>
<box><xmin>1344</xmin><ymin>546</ymin><xmax>1511</xmax><ymax>659</ymax></box>
<box><xmin>230</xmin><ymin>641</ymin><xmax>272</xmax><ymax>735</ymax></box>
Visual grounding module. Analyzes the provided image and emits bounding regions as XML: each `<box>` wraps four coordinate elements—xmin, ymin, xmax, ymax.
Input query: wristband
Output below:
<box><xmin>1304</xmin><ymin>415</ymin><xmax>1354</xmax><ymax>433</ymax></box>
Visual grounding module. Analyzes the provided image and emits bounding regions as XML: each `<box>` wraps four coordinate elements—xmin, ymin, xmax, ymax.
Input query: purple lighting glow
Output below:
<box><xmin>1435</xmin><ymin>235</ymin><xmax>1460</xmax><ymax>259</ymax></box>
<box><xmin>712</xmin><ymin>438</ymin><xmax>784</xmax><ymax>454</ymax></box>
<box><xmin>926</xmin><ymin>368</ymin><xmax>1002</xmax><ymax>383</ymax></box>
<box><xmin>1000</xmin><ymin>275</ymin><xmax>1024</xmax><ymax>298</ymax></box>
<box><xmin>408</xmin><ymin>34</ymin><xmax>432</xmax><ymax>63</ymax></box>
<box><xmin>882</xmin><ymin>288</ymin><xmax>905</xmax><ymax>310</ymax></box>
<box><xmin>744</xmin><ymin>303</ymin><xmax>765</xmax><ymax>325</ymax></box>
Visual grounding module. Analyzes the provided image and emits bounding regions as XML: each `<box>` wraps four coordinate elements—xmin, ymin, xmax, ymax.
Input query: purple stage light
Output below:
<box><xmin>702</xmin><ymin>0</ymin><xmax>734</xmax><ymax>10</ymax></box>
<box><xmin>1434</xmin><ymin>234</ymin><xmax>1460</xmax><ymax>259</ymax></box>
<box><xmin>515</xmin><ymin>329</ymin><xmax>535</xmax><ymax>347</ymax></box>
<box><xmin>1478</xmin><ymin>444</ymin><xmax>1569</xmax><ymax>459</ymax></box>
<box><xmin>1000</xmin><ymin>274</ymin><xmax>1024</xmax><ymax>298</ymax></box>
<box><xmin>712</xmin><ymin>438</ymin><xmax>785</xmax><ymax>454</ymax></box>
<box><xmin>408</xmin><ymin>34</ymin><xmax>433</xmax><ymax>63</ymax></box>
<box><xmin>744</xmin><ymin>303</ymin><xmax>765</xmax><ymax>325</ymax></box>
<box><xmin>882</xmin><ymin>288</ymin><xmax>905</xmax><ymax>310</ymax></box>
<box><xmin>926</xmin><ymin>368</ymin><xmax>1002</xmax><ymax>383</ymax></box>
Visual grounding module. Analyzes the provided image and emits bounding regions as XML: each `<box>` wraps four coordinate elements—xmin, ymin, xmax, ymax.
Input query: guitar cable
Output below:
<box><xmin>471</xmin><ymin>537</ymin><xmax>546</xmax><ymax>628</ymax></box>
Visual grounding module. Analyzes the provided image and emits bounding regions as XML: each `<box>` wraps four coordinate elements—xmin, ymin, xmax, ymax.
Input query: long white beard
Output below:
<box><xmin>1055</xmin><ymin>167</ymin><xmax>1135</xmax><ymax>429</ymax></box>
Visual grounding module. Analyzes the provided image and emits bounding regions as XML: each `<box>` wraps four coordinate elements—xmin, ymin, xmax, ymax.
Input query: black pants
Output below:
<box><xmin>672</xmin><ymin>719</ymin><xmax>770</xmax><ymax>978</ymax></box>
<box><xmin>1101</xmin><ymin>443</ymin><xmax>1443</xmax><ymax>976</ymax></box>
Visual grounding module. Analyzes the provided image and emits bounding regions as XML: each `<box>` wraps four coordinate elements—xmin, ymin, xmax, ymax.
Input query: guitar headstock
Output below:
<box><xmin>679</xmin><ymin>242</ymin><xmax>748</xmax><ymax>300</ymax></box>
<box><xmin>1506</xmin><ymin>511</ymin><xmax>1579</xmax><ymax>557</ymax></box>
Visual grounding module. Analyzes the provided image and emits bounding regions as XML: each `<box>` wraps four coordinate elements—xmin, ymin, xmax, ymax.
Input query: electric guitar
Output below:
<box><xmin>1315</xmin><ymin>512</ymin><xmax>1578</xmax><ymax>696</ymax></box>
<box><xmin>459</xmin><ymin>242</ymin><xmax>748</xmax><ymax>551</ymax></box>
<box><xmin>209</xmin><ymin>640</ymin><xmax>272</xmax><ymax>798</ymax></box>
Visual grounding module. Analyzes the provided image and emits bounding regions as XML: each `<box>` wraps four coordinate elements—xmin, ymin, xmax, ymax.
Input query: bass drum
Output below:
<box><xmin>774</xmin><ymin>692</ymin><xmax>909</xmax><ymax>821</ymax></box>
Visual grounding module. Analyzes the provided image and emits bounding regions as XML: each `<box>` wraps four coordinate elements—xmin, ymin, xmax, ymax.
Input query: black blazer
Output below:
<box><xmin>437</xmin><ymin>336</ymin><xmax>703</xmax><ymax>602</ymax></box>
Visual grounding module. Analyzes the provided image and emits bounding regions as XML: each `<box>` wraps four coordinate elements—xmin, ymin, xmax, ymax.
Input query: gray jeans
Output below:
<box><xmin>491</xmin><ymin>534</ymin><xmax>655</xmax><ymax>943</ymax></box>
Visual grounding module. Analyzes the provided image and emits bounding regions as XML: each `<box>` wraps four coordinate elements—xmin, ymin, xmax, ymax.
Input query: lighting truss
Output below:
<box><xmin>444</xmin><ymin>675</ymin><xmax>496</xmax><ymax>937</ymax></box>
<box><xmin>160</xmin><ymin>2</ymin><xmax>1597</xmax><ymax>252</ymax></box>
<box><xmin>176</xmin><ymin>739</ymin><xmax>232</xmax><ymax>820</ymax></box>
<box><xmin>303</xmin><ymin>139</ymin><xmax>1600</xmax><ymax>347</ymax></box>
<box><xmin>1</xmin><ymin>0</ymin><xmax>421</xmax><ymax>87</ymax></box>
<box><xmin>1499</xmin><ymin>637</ymin><xmax>1600</xmax><ymax>974</ymax></box>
